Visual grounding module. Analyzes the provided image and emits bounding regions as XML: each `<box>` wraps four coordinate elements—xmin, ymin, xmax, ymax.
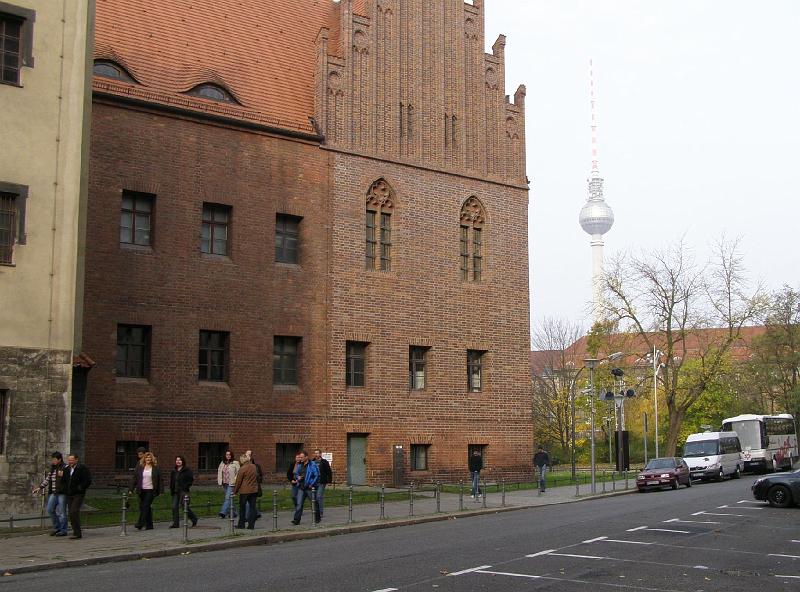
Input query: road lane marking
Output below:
<box><xmin>447</xmin><ymin>565</ymin><xmax>492</xmax><ymax>576</ymax></box>
<box><xmin>626</xmin><ymin>526</ymin><xmax>691</xmax><ymax>534</ymax></box>
<box><xmin>476</xmin><ymin>570</ymin><xmax>541</xmax><ymax>579</ymax></box>
<box><xmin>583</xmin><ymin>536</ymin><xmax>608</xmax><ymax>543</ymax></box>
<box><xmin>717</xmin><ymin>504</ymin><xmax>762</xmax><ymax>510</ymax></box>
<box><xmin>792</xmin><ymin>540</ymin><xmax>800</xmax><ymax>543</ymax></box>
<box><xmin>370</xmin><ymin>589</ymin><xmax>398</xmax><ymax>592</ymax></box>
<box><xmin>526</xmin><ymin>549</ymin><xmax>556</xmax><ymax>557</ymax></box>
<box><xmin>769</xmin><ymin>553</ymin><xmax>800</xmax><ymax>559</ymax></box>
<box><xmin>604</xmin><ymin>539</ymin><xmax>654</xmax><ymax>545</ymax></box>
<box><xmin>550</xmin><ymin>553</ymin><xmax>606</xmax><ymax>560</ymax></box>
<box><xmin>627</xmin><ymin>526</ymin><xmax>648</xmax><ymax>531</ymax></box>
<box><xmin>691</xmin><ymin>511</ymin><xmax>745</xmax><ymax>517</ymax></box>
<box><xmin>664</xmin><ymin>518</ymin><xmax>724</xmax><ymax>525</ymax></box>
<box><xmin>775</xmin><ymin>575</ymin><xmax>800</xmax><ymax>579</ymax></box>
<box><xmin>737</xmin><ymin>500</ymin><xmax>763</xmax><ymax>504</ymax></box>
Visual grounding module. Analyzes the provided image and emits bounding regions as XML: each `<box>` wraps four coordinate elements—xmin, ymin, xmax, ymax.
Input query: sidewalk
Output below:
<box><xmin>0</xmin><ymin>477</ymin><xmax>635</xmax><ymax>575</ymax></box>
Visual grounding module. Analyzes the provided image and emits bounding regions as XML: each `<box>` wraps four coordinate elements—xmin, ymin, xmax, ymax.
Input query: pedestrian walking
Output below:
<box><xmin>128</xmin><ymin>446</ymin><xmax>148</xmax><ymax>491</ymax></box>
<box><xmin>32</xmin><ymin>452</ymin><xmax>68</xmax><ymax>536</ymax></box>
<box><xmin>533</xmin><ymin>446</ymin><xmax>550</xmax><ymax>494</ymax></box>
<box><xmin>169</xmin><ymin>455</ymin><xmax>197</xmax><ymax>528</ymax></box>
<box><xmin>130</xmin><ymin>452</ymin><xmax>162</xmax><ymax>530</ymax></box>
<box><xmin>290</xmin><ymin>450</ymin><xmax>319</xmax><ymax>525</ymax></box>
<box><xmin>245</xmin><ymin>449</ymin><xmax>263</xmax><ymax>521</ymax></box>
<box><xmin>468</xmin><ymin>449</ymin><xmax>483</xmax><ymax>500</ymax></box>
<box><xmin>287</xmin><ymin>452</ymin><xmax>302</xmax><ymax>507</ymax></box>
<box><xmin>233</xmin><ymin>455</ymin><xmax>259</xmax><ymax>529</ymax></box>
<box><xmin>61</xmin><ymin>453</ymin><xmax>91</xmax><ymax>539</ymax></box>
<box><xmin>217</xmin><ymin>449</ymin><xmax>239</xmax><ymax>518</ymax></box>
<box><xmin>312</xmin><ymin>448</ymin><xmax>332</xmax><ymax>522</ymax></box>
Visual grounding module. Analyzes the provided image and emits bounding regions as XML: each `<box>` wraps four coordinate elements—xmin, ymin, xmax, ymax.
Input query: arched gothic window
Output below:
<box><xmin>459</xmin><ymin>197</ymin><xmax>486</xmax><ymax>282</ymax></box>
<box><xmin>365</xmin><ymin>179</ymin><xmax>395</xmax><ymax>271</ymax></box>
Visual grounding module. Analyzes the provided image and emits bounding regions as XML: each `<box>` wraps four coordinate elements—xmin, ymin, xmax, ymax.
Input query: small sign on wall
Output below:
<box><xmin>322</xmin><ymin>452</ymin><xmax>333</xmax><ymax>466</ymax></box>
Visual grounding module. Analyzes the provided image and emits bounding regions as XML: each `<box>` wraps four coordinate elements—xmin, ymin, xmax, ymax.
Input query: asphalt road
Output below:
<box><xmin>2</xmin><ymin>477</ymin><xmax>798</xmax><ymax>592</ymax></box>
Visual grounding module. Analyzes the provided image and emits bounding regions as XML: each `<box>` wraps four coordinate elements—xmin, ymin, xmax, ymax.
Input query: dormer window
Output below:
<box><xmin>186</xmin><ymin>83</ymin><xmax>236</xmax><ymax>103</ymax></box>
<box><xmin>93</xmin><ymin>60</ymin><xmax>135</xmax><ymax>83</ymax></box>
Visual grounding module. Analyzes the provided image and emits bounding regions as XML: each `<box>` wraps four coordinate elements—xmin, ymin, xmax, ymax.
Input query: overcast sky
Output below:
<box><xmin>484</xmin><ymin>1</ymin><xmax>799</xmax><ymax>341</ymax></box>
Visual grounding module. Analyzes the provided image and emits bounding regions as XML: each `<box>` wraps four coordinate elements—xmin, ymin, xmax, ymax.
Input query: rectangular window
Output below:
<box><xmin>0</xmin><ymin>192</ymin><xmax>16</xmax><ymax>265</ymax></box>
<box><xmin>459</xmin><ymin>225</ymin><xmax>469</xmax><ymax>281</ymax></box>
<box><xmin>198</xmin><ymin>442</ymin><xmax>228</xmax><ymax>472</ymax></box>
<box><xmin>199</xmin><ymin>330</ymin><xmax>229</xmax><ymax>382</ymax></box>
<box><xmin>380</xmin><ymin>213</ymin><xmax>391</xmax><ymax>271</ymax></box>
<box><xmin>275</xmin><ymin>442</ymin><xmax>303</xmax><ymax>472</ymax></box>
<box><xmin>467</xmin><ymin>444</ymin><xmax>486</xmax><ymax>464</ymax></box>
<box><xmin>409</xmin><ymin>346</ymin><xmax>428</xmax><ymax>390</ymax></box>
<box><xmin>467</xmin><ymin>350</ymin><xmax>484</xmax><ymax>392</ymax></box>
<box><xmin>115</xmin><ymin>440</ymin><xmax>148</xmax><ymax>471</ymax></box>
<box><xmin>120</xmin><ymin>191</ymin><xmax>153</xmax><ymax>246</ymax></box>
<box><xmin>201</xmin><ymin>203</ymin><xmax>231</xmax><ymax>255</ymax></box>
<box><xmin>365</xmin><ymin>210</ymin><xmax>376</xmax><ymax>270</ymax></box>
<box><xmin>0</xmin><ymin>389</ymin><xmax>7</xmax><ymax>455</ymax></box>
<box><xmin>346</xmin><ymin>341</ymin><xmax>367</xmax><ymax>387</ymax></box>
<box><xmin>273</xmin><ymin>336</ymin><xmax>299</xmax><ymax>385</ymax></box>
<box><xmin>411</xmin><ymin>444</ymin><xmax>429</xmax><ymax>471</ymax></box>
<box><xmin>275</xmin><ymin>213</ymin><xmax>301</xmax><ymax>264</ymax></box>
<box><xmin>115</xmin><ymin>324</ymin><xmax>151</xmax><ymax>378</ymax></box>
<box><xmin>0</xmin><ymin>14</ymin><xmax>21</xmax><ymax>85</ymax></box>
<box><xmin>472</xmin><ymin>228</ymin><xmax>482</xmax><ymax>282</ymax></box>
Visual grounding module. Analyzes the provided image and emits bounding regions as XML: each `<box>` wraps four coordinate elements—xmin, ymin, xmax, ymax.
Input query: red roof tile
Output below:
<box><xmin>94</xmin><ymin>0</ymin><xmax>338</xmax><ymax>133</ymax></box>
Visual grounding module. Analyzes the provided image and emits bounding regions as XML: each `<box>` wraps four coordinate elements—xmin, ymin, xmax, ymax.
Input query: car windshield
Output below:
<box><xmin>683</xmin><ymin>441</ymin><xmax>719</xmax><ymax>457</ymax></box>
<box><xmin>645</xmin><ymin>459</ymin><xmax>675</xmax><ymax>470</ymax></box>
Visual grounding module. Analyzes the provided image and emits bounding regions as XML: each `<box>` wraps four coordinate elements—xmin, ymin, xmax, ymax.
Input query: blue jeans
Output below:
<box><xmin>471</xmin><ymin>471</ymin><xmax>481</xmax><ymax>497</ymax></box>
<box><xmin>315</xmin><ymin>483</ymin><xmax>326</xmax><ymax>517</ymax></box>
<box><xmin>219</xmin><ymin>484</ymin><xmax>237</xmax><ymax>517</ymax></box>
<box><xmin>537</xmin><ymin>465</ymin><xmax>548</xmax><ymax>491</ymax></box>
<box><xmin>47</xmin><ymin>493</ymin><xmax>68</xmax><ymax>533</ymax></box>
<box><xmin>293</xmin><ymin>488</ymin><xmax>311</xmax><ymax>523</ymax></box>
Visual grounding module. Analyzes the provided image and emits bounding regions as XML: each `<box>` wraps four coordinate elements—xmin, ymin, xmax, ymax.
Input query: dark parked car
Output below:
<box><xmin>752</xmin><ymin>469</ymin><xmax>800</xmax><ymax>507</ymax></box>
<box><xmin>637</xmin><ymin>457</ymin><xmax>692</xmax><ymax>492</ymax></box>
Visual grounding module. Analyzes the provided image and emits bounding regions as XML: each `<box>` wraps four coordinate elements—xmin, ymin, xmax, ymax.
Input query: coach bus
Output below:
<box><xmin>721</xmin><ymin>414</ymin><xmax>798</xmax><ymax>473</ymax></box>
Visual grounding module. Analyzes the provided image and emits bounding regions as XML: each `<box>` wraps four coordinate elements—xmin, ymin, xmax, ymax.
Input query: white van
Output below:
<box><xmin>682</xmin><ymin>431</ymin><xmax>744</xmax><ymax>481</ymax></box>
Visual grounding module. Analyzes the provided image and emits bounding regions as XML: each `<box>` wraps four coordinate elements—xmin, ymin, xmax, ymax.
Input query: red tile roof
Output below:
<box><xmin>93</xmin><ymin>0</ymin><xmax>338</xmax><ymax>133</ymax></box>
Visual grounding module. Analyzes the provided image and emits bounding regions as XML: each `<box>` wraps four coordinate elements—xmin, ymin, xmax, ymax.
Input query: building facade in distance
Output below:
<box><xmin>0</xmin><ymin>0</ymin><xmax>94</xmax><ymax>513</ymax></box>
<box><xmin>83</xmin><ymin>0</ymin><xmax>531</xmax><ymax>486</ymax></box>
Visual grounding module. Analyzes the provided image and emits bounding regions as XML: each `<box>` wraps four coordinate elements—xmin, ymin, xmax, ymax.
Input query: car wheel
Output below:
<box><xmin>671</xmin><ymin>479</ymin><xmax>678</xmax><ymax>490</ymax></box>
<box><xmin>686</xmin><ymin>476</ymin><xmax>692</xmax><ymax>488</ymax></box>
<box><xmin>767</xmin><ymin>484</ymin><xmax>793</xmax><ymax>508</ymax></box>
<box><xmin>732</xmin><ymin>467</ymin><xmax>741</xmax><ymax>480</ymax></box>
<box><xmin>637</xmin><ymin>488</ymin><xmax>646</xmax><ymax>493</ymax></box>
<box><xmin>717</xmin><ymin>468</ymin><xmax>724</xmax><ymax>482</ymax></box>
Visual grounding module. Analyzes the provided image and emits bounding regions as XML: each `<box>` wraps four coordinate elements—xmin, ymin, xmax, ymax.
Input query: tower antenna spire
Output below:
<box><xmin>589</xmin><ymin>59</ymin><xmax>600</xmax><ymax>176</ymax></box>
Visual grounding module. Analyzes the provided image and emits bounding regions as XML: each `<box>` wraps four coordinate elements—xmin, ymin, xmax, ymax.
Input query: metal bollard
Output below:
<box><xmin>481</xmin><ymin>479</ymin><xmax>487</xmax><ymax>508</ymax></box>
<box><xmin>348</xmin><ymin>486</ymin><xmax>354</xmax><ymax>523</ymax></box>
<box><xmin>501</xmin><ymin>478</ymin><xmax>506</xmax><ymax>507</ymax></box>
<box><xmin>602</xmin><ymin>471</ymin><xmax>606</xmax><ymax>493</ymax></box>
<box><xmin>575</xmin><ymin>480</ymin><xmax>580</xmax><ymax>497</ymax></box>
<box><xmin>459</xmin><ymin>480</ymin><xmax>464</xmax><ymax>511</ymax></box>
<box><xmin>625</xmin><ymin>471</ymin><xmax>629</xmax><ymax>490</ymax></box>
<box><xmin>9</xmin><ymin>515</ymin><xmax>13</xmax><ymax>531</ymax></box>
<box><xmin>272</xmin><ymin>490</ymin><xmax>278</xmax><ymax>531</ymax></box>
<box><xmin>120</xmin><ymin>492</ymin><xmax>128</xmax><ymax>537</ymax></box>
<box><xmin>612</xmin><ymin>473</ymin><xmax>616</xmax><ymax>492</ymax></box>
<box><xmin>380</xmin><ymin>485</ymin><xmax>386</xmax><ymax>519</ymax></box>
<box><xmin>182</xmin><ymin>495</ymin><xmax>189</xmax><ymax>543</ymax></box>
<box><xmin>311</xmin><ymin>488</ymin><xmax>318</xmax><ymax>528</ymax></box>
<box><xmin>229</xmin><ymin>490</ymin><xmax>236</xmax><ymax>535</ymax></box>
<box><xmin>40</xmin><ymin>495</ymin><xmax>46</xmax><ymax>529</ymax></box>
<box><xmin>435</xmin><ymin>482</ymin><xmax>441</xmax><ymax>513</ymax></box>
<box><xmin>409</xmin><ymin>483</ymin><xmax>415</xmax><ymax>517</ymax></box>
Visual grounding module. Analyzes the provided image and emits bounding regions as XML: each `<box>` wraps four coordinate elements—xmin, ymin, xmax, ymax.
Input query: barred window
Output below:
<box><xmin>0</xmin><ymin>192</ymin><xmax>17</xmax><ymax>265</ymax></box>
<box><xmin>198</xmin><ymin>442</ymin><xmax>228</xmax><ymax>471</ymax></box>
<box><xmin>0</xmin><ymin>15</ymin><xmax>21</xmax><ymax>85</ymax></box>
<box><xmin>276</xmin><ymin>442</ymin><xmax>303</xmax><ymax>472</ymax></box>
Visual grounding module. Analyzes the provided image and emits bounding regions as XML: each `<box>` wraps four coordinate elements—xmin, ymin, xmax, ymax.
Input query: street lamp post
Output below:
<box><xmin>607</xmin><ymin>368</ymin><xmax>635</xmax><ymax>472</ymax></box>
<box><xmin>652</xmin><ymin>346</ymin><xmax>663</xmax><ymax>458</ymax></box>
<box><xmin>584</xmin><ymin>359</ymin><xmax>598</xmax><ymax>494</ymax></box>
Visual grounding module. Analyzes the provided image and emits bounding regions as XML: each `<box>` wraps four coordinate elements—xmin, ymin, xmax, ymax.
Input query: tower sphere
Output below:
<box><xmin>579</xmin><ymin>198</ymin><xmax>614</xmax><ymax>236</ymax></box>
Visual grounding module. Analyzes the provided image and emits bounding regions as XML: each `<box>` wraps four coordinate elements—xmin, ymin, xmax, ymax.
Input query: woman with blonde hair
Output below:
<box><xmin>130</xmin><ymin>452</ymin><xmax>161</xmax><ymax>530</ymax></box>
<box><xmin>217</xmin><ymin>449</ymin><xmax>239</xmax><ymax>518</ymax></box>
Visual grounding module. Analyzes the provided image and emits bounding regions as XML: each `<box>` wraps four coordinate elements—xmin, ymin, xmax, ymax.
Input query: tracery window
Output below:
<box><xmin>365</xmin><ymin>179</ymin><xmax>394</xmax><ymax>271</ymax></box>
<box><xmin>459</xmin><ymin>196</ymin><xmax>485</xmax><ymax>282</ymax></box>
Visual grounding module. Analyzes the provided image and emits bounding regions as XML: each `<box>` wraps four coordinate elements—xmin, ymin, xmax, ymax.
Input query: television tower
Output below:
<box><xmin>579</xmin><ymin>60</ymin><xmax>614</xmax><ymax>324</ymax></box>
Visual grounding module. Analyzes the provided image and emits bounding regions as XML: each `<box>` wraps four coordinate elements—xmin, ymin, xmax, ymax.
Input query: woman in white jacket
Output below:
<box><xmin>217</xmin><ymin>449</ymin><xmax>240</xmax><ymax>518</ymax></box>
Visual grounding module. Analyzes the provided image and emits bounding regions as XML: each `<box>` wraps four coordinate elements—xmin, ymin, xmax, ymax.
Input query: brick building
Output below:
<box><xmin>81</xmin><ymin>0</ymin><xmax>531</xmax><ymax>486</ymax></box>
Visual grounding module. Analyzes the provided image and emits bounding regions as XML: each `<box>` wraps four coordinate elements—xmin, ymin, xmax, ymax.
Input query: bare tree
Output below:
<box><xmin>531</xmin><ymin>318</ymin><xmax>585</xmax><ymax>454</ymax></box>
<box><xmin>601</xmin><ymin>238</ymin><xmax>764</xmax><ymax>455</ymax></box>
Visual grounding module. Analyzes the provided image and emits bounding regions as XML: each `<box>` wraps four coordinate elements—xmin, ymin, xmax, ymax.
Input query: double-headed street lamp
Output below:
<box><xmin>604</xmin><ymin>367</ymin><xmax>636</xmax><ymax>473</ymax></box>
<box><xmin>582</xmin><ymin>351</ymin><xmax>623</xmax><ymax>494</ymax></box>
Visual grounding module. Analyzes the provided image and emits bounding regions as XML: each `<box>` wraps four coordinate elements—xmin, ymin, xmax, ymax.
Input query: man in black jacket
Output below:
<box><xmin>32</xmin><ymin>452</ymin><xmax>69</xmax><ymax>536</ymax></box>
<box><xmin>62</xmin><ymin>454</ymin><xmax>91</xmax><ymax>539</ymax></box>
<box><xmin>533</xmin><ymin>447</ymin><xmax>550</xmax><ymax>494</ymax></box>
<box><xmin>468</xmin><ymin>450</ymin><xmax>483</xmax><ymax>500</ymax></box>
<box><xmin>312</xmin><ymin>448</ymin><xmax>333</xmax><ymax>522</ymax></box>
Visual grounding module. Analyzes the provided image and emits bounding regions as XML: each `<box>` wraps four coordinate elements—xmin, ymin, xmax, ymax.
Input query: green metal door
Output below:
<box><xmin>347</xmin><ymin>434</ymin><xmax>368</xmax><ymax>485</ymax></box>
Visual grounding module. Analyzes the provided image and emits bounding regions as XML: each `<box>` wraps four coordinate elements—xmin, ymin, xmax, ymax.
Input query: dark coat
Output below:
<box><xmin>468</xmin><ymin>454</ymin><xmax>483</xmax><ymax>472</ymax></box>
<box><xmin>234</xmin><ymin>462</ymin><xmax>259</xmax><ymax>495</ymax></box>
<box><xmin>131</xmin><ymin>465</ymin><xmax>162</xmax><ymax>496</ymax></box>
<box><xmin>533</xmin><ymin>451</ymin><xmax>550</xmax><ymax>468</ymax></box>
<box><xmin>287</xmin><ymin>462</ymin><xmax>298</xmax><ymax>483</ymax></box>
<box><xmin>316</xmin><ymin>457</ymin><xmax>333</xmax><ymax>485</ymax></box>
<box><xmin>62</xmin><ymin>464</ymin><xmax>91</xmax><ymax>496</ymax></box>
<box><xmin>170</xmin><ymin>467</ymin><xmax>194</xmax><ymax>495</ymax></box>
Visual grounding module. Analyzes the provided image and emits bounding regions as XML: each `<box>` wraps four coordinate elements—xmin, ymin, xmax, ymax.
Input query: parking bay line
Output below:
<box><xmin>447</xmin><ymin>565</ymin><xmax>492</xmax><ymax>576</ymax></box>
<box><xmin>769</xmin><ymin>553</ymin><xmax>800</xmax><ymax>559</ymax></box>
<box><xmin>664</xmin><ymin>518</ymin><xmax>726</xmax><ymax>525</ymax></box>
<box><xmin>370</xmin><ymin>589</ymin><xmax>398</xmax><ymax>592</ymax></box>
<box><xmin>599</xmin><ymin>539</ymin><xmax>797</xmax><ymax>559</ymax></box>
<box><xmin>547</xmin><ymin>552</ymin><xmax>719</xmax><ymax>571</ymax></box>
<box><xmin>718</xmin><ymin>504</ymin><xmax>762</xmax><ymax>510</ymax></box>
<box><xmin>775</xmin><ymin>575</ymin><xmax>800</xmax><ymax>579</ymax></box>
<box><xmin>627</xmin><ymin>526</ymin><xmax>691</xmax><ymax>534</ymax></box>
<box><xmin>692</xmin><ymin>510</ymin><xmax>746</xmax><ymax>517</ymax></box>
<box><xmin>472</xmin><ymin>570</ymin><xmax>683</xmax><ymax>592</ymax></box>
<box><xmin>737</xmin><ymin>500</ymin><xmax>764</xmax><ymax>505</ymax></box>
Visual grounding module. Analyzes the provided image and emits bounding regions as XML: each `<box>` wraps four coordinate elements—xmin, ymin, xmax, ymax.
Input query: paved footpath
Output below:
<box><xmin>1</xmin><ymin>477</ymin><xmax>634</xmax><ymax>575</ymax></box>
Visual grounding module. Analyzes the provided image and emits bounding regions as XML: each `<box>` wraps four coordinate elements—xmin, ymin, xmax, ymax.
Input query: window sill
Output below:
<box><xmin>409</xmin><ymin>389</ymin><xmax>427</xmax><ymax>395</ymax></box>
<box><xmin>275</xmin><ymin>262</ymin><xmax>302</xmax><ymax>270</ymax></box>
<box><xmin>0</xmin><ymin>261</ymin><xmax>16</xmax><ymax>267</ymax></box>
<box><xmin>0</xmin><ymin>80</ymin><xmax>23</xmax><ymax>88</ymax></box>
<box><xmin>200</xmin><ymin>253</ymin><xmax>233</xmax><ymax>263</ymax></box>
<box><xmin>115</xmin><ymin>376</ymin><xmax>150</xmax><ymax>385</ymax></box>
<box><xmin>198</xmin><ymin>380</ymin><xmax>231</xmax><ymax>388</ymax></box>
<box><xmin>120</xmin><ymin>243</ymin><xmax>154</xmax><ymax>253</ymax></box>
<box><xmin>273</xmin><ymin>384</ymin><xmax>300</xmax><ymax>394</ymax></box>
<box><xmin>346</xmin><ymin>386</ymin><xmax>366</xmax><ymax>392</ymax></box>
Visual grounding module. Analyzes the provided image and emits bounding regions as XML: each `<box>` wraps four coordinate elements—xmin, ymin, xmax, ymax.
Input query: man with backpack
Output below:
<box><xmin>290</xmin><ymin>450</ymin><xmax>319</xmax><ymax>525</ymax></box>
